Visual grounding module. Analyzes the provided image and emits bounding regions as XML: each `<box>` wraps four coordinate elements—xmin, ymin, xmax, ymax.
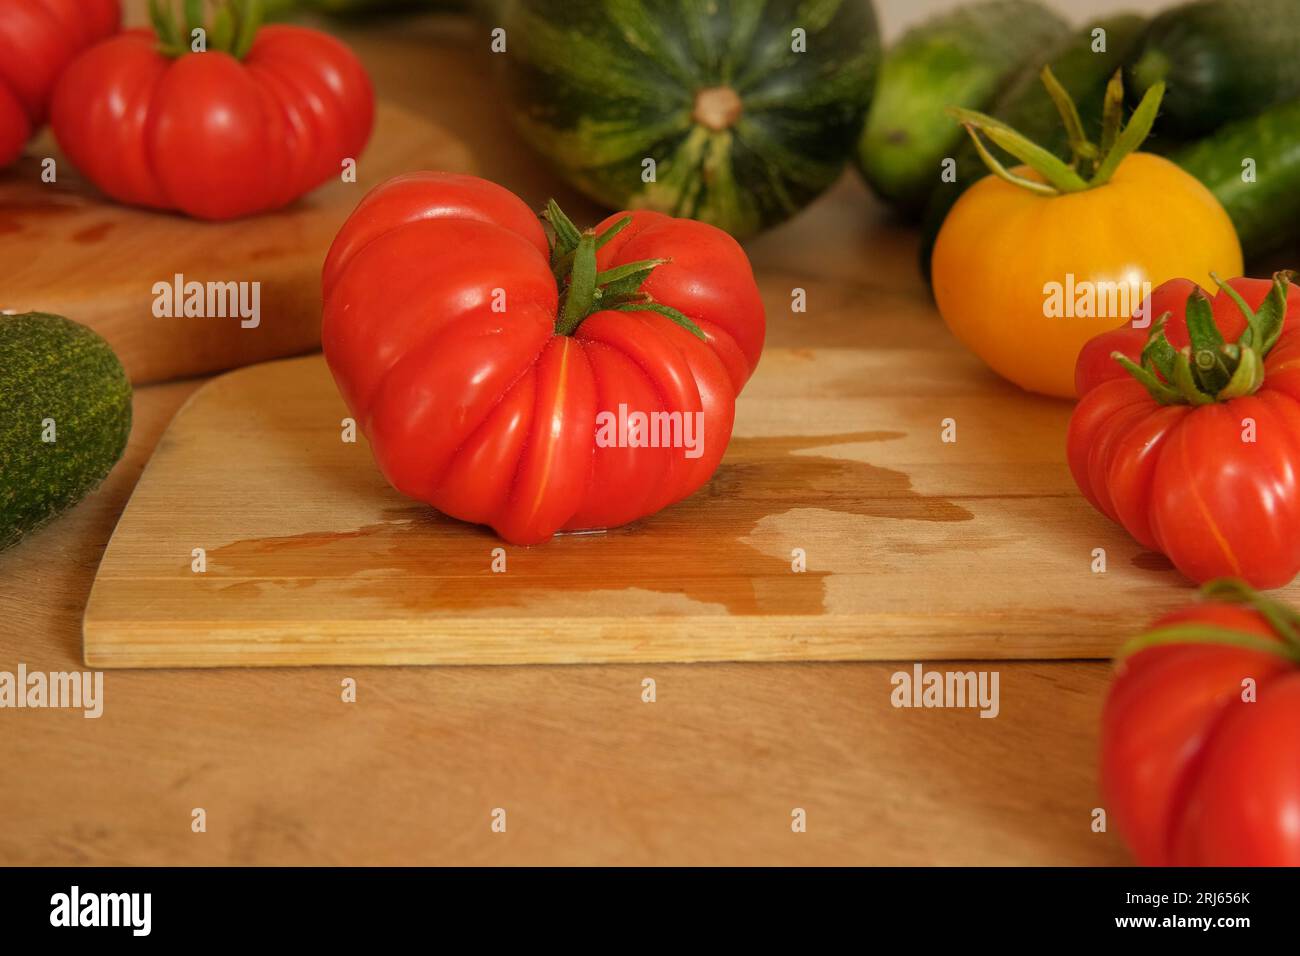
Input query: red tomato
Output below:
<box><xmin>50</xmin><ymin>5</ymin><xmax>372</xmax><ymax>220</ymax></box>
<box><xmin>321</xmin><ymin>172</ymin><xmax>766</xmax><ymax>545</ymax></box>
<box><xmin>1076</xmin><ymin>276</ymin><xmax>1300</xmax><ymax>396</ymax></box>
<box><xmin>1068</xmin><ymin>273</ymin><xmax>1300</xmax><ymax>588</ymax></box>
<box><xmin>1101</xmin><ymin>590</ymin><xmax>1300</xmax><ymax>865</ymax></box>
<box><xmin>0</xmin><ymin>0</ymin><xmax>120</xmax><ymax>167</ymax></box>
<box><xmin>1074</xmin><ymin>278</ymin><xmax>1204</xmax><ymax>396</ymax></box>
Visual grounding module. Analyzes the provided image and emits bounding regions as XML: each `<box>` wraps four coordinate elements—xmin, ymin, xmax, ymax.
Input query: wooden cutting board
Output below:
<box><xmin>84</xmin><ymin>296</ymin><xmax>1270</xmax><ymax>666</ymax></box>
<box><xmin>0</xmin><ymin>103</ymin><xmax>471</xmax><ymax>385</ymax></box>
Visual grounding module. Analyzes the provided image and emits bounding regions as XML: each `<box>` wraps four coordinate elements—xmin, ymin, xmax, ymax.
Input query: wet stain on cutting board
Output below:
<box><xmin>1131</xmin><ymin>551</ymin><xmax>1176</xmax><ymax>573</ymax></box>
<box><xmin>209</xmin><ymin>431</ymin><xmax>971</xmax><ymax>616</ymax></box>
<box><xmin>72</xmin><ymin>221</ymin><xmax>115</xmax><ymax>244</ymax></box>
<box><xmin>0</xmin><ymin>194</ymin><xmax>95</xmax><ymax>237</ymax></box>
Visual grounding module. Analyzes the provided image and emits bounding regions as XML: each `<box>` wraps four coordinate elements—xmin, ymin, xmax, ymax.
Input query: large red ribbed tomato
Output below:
<box><xmin>50</xmin><ymin>0</ymin><xmax>372</xmax><ymax>220</ymax></box>
<box><xmin>322</xmin><ymin>172</ymin><xmax>766</xmax><ymax>545</ymax></box>
<box><xmin>1068</xmin><ymin>273</ymin><xmax>1300</xmax><ymax>588</ymax></box>
<box><xmin>1102</xmin><ymin>582</ymin><xmax>1300</xmax><ymax>865</ymax></box>
<box><xmin>0</xmin><ymin>0</ymin><xmax>120</xmax><ymax>168</ymax></box>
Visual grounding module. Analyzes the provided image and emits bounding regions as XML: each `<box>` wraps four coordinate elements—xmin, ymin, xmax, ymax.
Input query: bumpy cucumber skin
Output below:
<box><xmin>1130</xmin><ymin>0</ymin><xmax>1300</xmax><ymax>139</ymax></box>
<box><xmin>500</xmin><ymin>0</ymin><xmax>880</xmax><ymax>239</ymax></box>
<box><xmin>856</xmin><ymin>0</ymin><xmax>1069</xmax><ymax>213</ymax></box>
<box><xmin>917</xmin><ymin>14</ymin><xmax>1148</xmax><ymax>281</ymax></box>
<box><xmin>1171</xmin><ymin>100</ymin><xmax>1300</xmax><ymax>261</ymax></box>
<box><xmin>0</xmin><ymin>313</ymin><xmax>132</xmax><ymax>552</ymax></box>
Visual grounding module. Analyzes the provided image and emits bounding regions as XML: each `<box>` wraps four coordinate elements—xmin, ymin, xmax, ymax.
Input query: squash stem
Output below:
<box><xmin>693</xmin><ymin>86</ymin><xmax>743</xmax><ymax>132</ymax></box>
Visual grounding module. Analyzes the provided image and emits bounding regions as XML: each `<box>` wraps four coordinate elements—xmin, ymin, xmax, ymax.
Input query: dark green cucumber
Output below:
<box><xmin>499</xmin><ymin>0</ymin><xmax>880</xmax><ymax>239</ymax></box>
<box><xmin>0</xmin><ymin>313</ymin><xmax>132</xmax><ymax>552</ymax></box>
<box><xmin>1129</xmin><ymin>0</ymin><xmax>1300</xmax><ymax>138</ymax></box>
<box><xmin>917</xmin><ymin>14</ymin><xmax>1147</xmax><ymax>281</ymax></box>
<box><xmin>856</xmin><ymin>0</ymin><xmax>1068</xmax><ymax>213</ymax></box>
<box><xmin>1171</xmin><ymin>100</ymin><xmax>1300</xmax><ymax>261</ymax></box>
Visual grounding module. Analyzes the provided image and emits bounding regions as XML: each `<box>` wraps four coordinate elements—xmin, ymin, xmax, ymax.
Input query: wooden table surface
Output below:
<box><xmin>0</xmin><ymin>6</ymin><xmax>1135</xmax><ymax>865</ymax></box>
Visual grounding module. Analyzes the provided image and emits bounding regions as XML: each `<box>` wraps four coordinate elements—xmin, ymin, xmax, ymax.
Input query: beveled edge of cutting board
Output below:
<box><xmin>82</xmin><ymin>353</ymin><xmax>1147</xmax><ymax>670</ymax></box>
<box><xmin>3</xmin><ymin>101</ymin><xmax>476</xmax><ymax>385</ymax></box>
<box><xmin>80</xmin><ymin>356</ymin><xmax>328</xmax><ymax>668</ymax></box>
<box><xmin>82</xmin><ymin>613</ymin><xmax>1121</xmax><ymax>669</ymax></box>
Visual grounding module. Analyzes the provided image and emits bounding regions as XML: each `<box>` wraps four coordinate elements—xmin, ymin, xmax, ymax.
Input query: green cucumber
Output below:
<box><xmin>1129</xmin><ymin>0</ymin><xmax>1300</xmax><ymax>138</ymax></box>
<box><xmin>0</xmin><ymin>313</ymin><xmax>132</xmax><ymax>552</ymax></box>
<box><xmin>499</xmin><ymin>0</ymin><xmax>881</xmax><ymax>239</ymax></box>
<box><xmin>856</xmin><ymin>0</ymin><xmax>1069</xmax><ymax>213</ymax></box>
<box><xmin>917</xmin><ymin>14</ymin><xmax>1147</xmax><ymax>281</ymax></box>
<box><xmin>1170</xmin><ymin>100</ymin><xmax>1300</xmax><ymax>261</ymax></box>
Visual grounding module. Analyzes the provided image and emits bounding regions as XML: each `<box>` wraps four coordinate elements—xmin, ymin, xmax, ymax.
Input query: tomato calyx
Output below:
<box><xmin>542</xmin><ymin>201</ymin><xmax>705</xmax><ymax>340</ymax></box>
<box><xmin>1116</xmin><ymin>271</ymin><xmax>1294</xmax><ymax>405</ymax></box>
<box><xmin>949</xmin><ymin>66</ymin><xmax>1164</xmax><ymax>196</ymax></box>
<box><xmin>1117</xmin><ymin>579</ymin><xmax>1300</xmax><ymax>665</ymax></box>
<box><xmin>149</xmin><ymin>0</ymin><xmax>263</xmax><ymax>60</ymax></box>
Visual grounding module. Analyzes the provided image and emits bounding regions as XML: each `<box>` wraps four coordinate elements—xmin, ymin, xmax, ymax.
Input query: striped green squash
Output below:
<box><xmin>499</xmin><ymin>0</ymin><xmax>881</xmax><ymax>239</ymax></box>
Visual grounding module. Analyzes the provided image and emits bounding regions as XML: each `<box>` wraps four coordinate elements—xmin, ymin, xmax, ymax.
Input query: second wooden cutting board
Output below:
<box><xmin>83</xmin><ymin>302</ymin><xmax>1232</xmax><ymax>667</ymax></box>
<box><xmin>0</xmin><ymin>102</ymin><xmax>470</xmax><ymax>384</ymax></box>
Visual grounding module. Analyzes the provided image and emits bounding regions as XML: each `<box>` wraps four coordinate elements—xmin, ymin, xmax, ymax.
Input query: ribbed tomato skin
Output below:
<box><xmin>50</xmin><ymin>25</ymin><xmax>373</xmax><ymax>220</ymax></box>
<box><xmin>0</xmin><ymin>0</ymin><xmax>120</xmax><ymax>167</ymax></box>
<box><xmin>321</xmin><ymin>172</ymin><xmax>766</xmax><ymax>544</ymax></box>
<box><xmin>1101</xmin><ymin>603</ymin><xmax>1300</xmax><ymax>866</ymax></box>
<box><xmin>1069</xmin><ymin>277</ymin><xmax>1300</xmax><ymax>588</ymax></box>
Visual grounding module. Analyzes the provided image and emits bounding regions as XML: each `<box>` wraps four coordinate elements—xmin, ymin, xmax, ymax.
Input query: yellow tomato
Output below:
<box><xmin>932</xmin><ymin>151</ymin><xmax>1242</xmax><ymax>398</ymax></box>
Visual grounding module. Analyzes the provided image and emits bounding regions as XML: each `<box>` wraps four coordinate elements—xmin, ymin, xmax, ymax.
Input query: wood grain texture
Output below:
<box><xmin>2</xmin><ymin>376</ymin><xmax>1127</xmax><ymax>862</ymax></box>
<box><xmin>0</xmin><ymin>6</ymin><xmax>1167</xmax><ymax>865</ymax></box>
<box><xmin>0</xmin><ymin>384</ymin><xmax>1128</xmax><ymax>865</ymax></box>
<box><xmin>84</xmin><ymin>316</ymin><xmax>1232</xmax><ymax>667</ymax></box>
<box><xmin>0</xmin><ymin>103</ymin><xmax>471</xmax><ymax>385</ymax></box>
<box><xmin>0</xmin><ymin>653</ymin><xmax>1128</xmax><ymax>866</ymax></box>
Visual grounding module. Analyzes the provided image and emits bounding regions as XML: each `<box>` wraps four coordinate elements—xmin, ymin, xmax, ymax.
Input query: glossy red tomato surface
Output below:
<box><xmin>1069</xmin><ymin>275</ymin><xmax>1300</xmax><ymax>588</ymax></box>
<box><xmin>50</xmin><ymin>21</ymin><xmax>372</xmax><ymax>219</ymax></box>
<box><xmin>1102</xmin><ymin>596</ymin><xmax>1300</xmax><ymax>865</ymax></box>
<box><xmin>0</xmin><ymin>0</ymin><xmax>120</xmax><ymax>167</ymax></box>
<box><xmin>322</xmin><ymin>172</ymin><xmax>766</xmax><ymax>545</ymax></box>
<box><xmin>1076</xmin><ymin>276</ymin><xmax>1300</xmax><ymax>396</ymax></box>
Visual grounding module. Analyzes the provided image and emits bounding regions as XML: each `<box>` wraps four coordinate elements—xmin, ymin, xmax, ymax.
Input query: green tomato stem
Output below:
<box><xmin>545</xmin><ymin>202</ymin><xmax>705</xmax><ymax>341</ymax></box>
<box><xmin>1202</xmin><ymin>578</ymin><xmax>1300</xmax><ymax>650</ymax></box>
<box><xmin>1040</xmin><ymin>66</ymin><xmax>1095</xmax><ymax>168</ymax></box>
<box><xmin>1120</xmin><ymin>272</ymin><xmax>1294</xmax><ymax>405</ymax></box>
<box><xmin>150</xmin><ymin>0</ymin><xmax>265</xmax><ymax>59</ymax></box>
<box><xmin>555</xmin><ymin>233</ymin><xmax>599</xmax><ymax>336</ymax></box>
<box><xmin>1116</xmin><ymin>624</ymin><xmax>1300</xmax><ymax>664</ymax></box>
<box><xmin>1098</xmin><ymin>70</ymin><xmax>1124</xmax><ymax>160</ymax></box>
<box><xmin>951</xmin><ymin>67</ymin><xmax>1166</xmax><ymax>196</ymax></box>
<box><xmin>1116</xmin><ymin>579</ymin><xmax>1300</xmax><ymax>664</ymax></box>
